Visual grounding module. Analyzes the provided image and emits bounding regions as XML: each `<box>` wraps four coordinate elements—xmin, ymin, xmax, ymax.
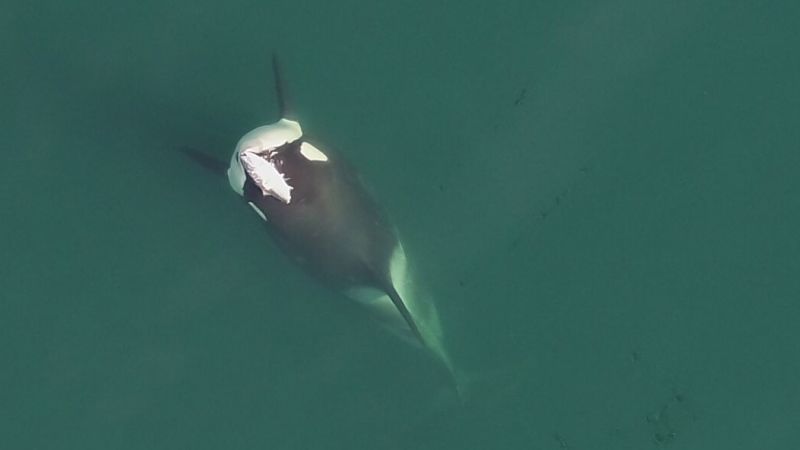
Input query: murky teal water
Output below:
<box><xmin>3</xmin><ymin>1</ymin><xmax>799</xmax><ymax>448</ymax></box>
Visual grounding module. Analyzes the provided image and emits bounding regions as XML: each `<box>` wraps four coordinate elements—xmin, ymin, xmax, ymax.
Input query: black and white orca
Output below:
<box><xmin>225</xmin><ymin>56</ymin><xmax>459</xmax><ymax>392</ymax></box>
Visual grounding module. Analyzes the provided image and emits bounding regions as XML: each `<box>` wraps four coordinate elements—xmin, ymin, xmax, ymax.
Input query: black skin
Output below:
<box><xmin>242</xmin><ymin>139</ymin><xmax>392</xmax><ymax>288</ymax></box>
<box><xmin>241</xmin><ymin>138</ymin><xmax>424</xmax><ymax>343</ymax></box>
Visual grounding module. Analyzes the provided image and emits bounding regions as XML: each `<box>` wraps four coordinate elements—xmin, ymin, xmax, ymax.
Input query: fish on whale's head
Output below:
<box><xmin>227</xmin><ymin>118</ymin><xmax>303</xmax><ymax>204</ymax></box>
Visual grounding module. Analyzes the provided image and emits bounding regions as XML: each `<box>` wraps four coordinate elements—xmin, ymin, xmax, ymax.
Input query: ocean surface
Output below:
<box><xmin>3</xmin><ymin>1</ymin><xmax>799</xmax><ymax>449</ymax></box>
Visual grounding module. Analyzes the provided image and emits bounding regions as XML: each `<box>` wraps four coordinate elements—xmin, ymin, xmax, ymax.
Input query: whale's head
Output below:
<box><xmin>228</xmin><ymin>118</ymin><xmax>303</xmax><ymax>203</ymax></box>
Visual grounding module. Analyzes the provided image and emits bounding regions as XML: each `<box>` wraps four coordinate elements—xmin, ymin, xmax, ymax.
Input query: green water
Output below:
<box><xmin>3</xmin><ymin>1</ymin><xmax>799</xmax><ymax>448</ymax></box>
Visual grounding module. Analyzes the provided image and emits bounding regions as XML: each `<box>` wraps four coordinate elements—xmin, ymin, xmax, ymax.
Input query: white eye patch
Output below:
<box><xmin>299</xmin><ymin>142</ymin><xmax>328</xmax><ymax>162</ymax></box>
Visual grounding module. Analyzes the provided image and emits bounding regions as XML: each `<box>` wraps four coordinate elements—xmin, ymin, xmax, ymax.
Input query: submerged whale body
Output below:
<box><xmin>225</xmin><ymin>56</ymin><xmax>460</xmax><ymax>393</ymax></box>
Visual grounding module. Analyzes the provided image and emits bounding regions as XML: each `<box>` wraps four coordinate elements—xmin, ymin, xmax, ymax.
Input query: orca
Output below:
<box><xmin>222</xmin><ymin>55</ymin><xmax>460</xmax><ymax>394</ymax></box>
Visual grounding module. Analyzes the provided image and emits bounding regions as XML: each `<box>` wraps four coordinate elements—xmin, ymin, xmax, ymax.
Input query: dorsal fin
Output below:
<box><xmin>271</xmin><ymin>53</ymin><xmax>293</xmax><ymax>120</ymax></box>
<box><xmin>385</xmin><ymin>284</ymin><xmax>425</xmax><ymax>346</ymax></box>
